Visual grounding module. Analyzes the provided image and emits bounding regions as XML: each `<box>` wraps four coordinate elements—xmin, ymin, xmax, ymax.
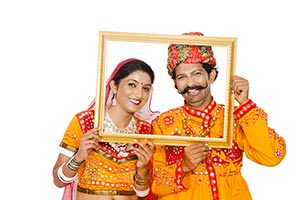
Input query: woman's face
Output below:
<box><xmin>112</xmin><ymin>70</ymin><xmax>152</xmax><ymax>114</ymax></box>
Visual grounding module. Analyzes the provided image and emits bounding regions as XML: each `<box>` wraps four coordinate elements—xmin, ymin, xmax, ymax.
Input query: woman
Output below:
<box><xmin>53</xmin><ymin>58</ymin><xmax>159</xmax><ymax>200</ymax></box>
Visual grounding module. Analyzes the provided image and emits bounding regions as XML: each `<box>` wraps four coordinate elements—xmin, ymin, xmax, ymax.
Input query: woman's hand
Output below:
<box><xmin>74</xmin><ymin>128</ymin><xmax>102</xmax><ymax>162</ymax></box>
<box><xmin>133</xmin><ymin>139</ymin><xmax>155</xmax><ymax>169</ymax></box>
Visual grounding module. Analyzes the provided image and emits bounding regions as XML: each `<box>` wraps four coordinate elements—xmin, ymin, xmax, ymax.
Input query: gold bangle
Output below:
<box><xmin>134</xmin><ymin>171</ymin><xmax>150</xmax><ymax>186</ymax></box>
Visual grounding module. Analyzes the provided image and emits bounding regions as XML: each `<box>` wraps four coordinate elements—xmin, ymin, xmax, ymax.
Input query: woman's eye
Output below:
<box><xmin>128</xmin><ymin>83</ymin><xmax>136</xmax><ymax>88</ymax></box>
<box><xmin>143</xmin><ymin>87</ymin><xmax>150</xmax><ymax>92</ymax></box>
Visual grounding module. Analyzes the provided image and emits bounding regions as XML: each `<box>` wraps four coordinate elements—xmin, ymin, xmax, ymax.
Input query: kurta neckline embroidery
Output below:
<box><xmin>181</xmin><ymin>98</ymin><xmax>217</xmax><ymax>137</ymax></box>
<box><xmin>182</xmin><ymin>98</ymin><xmax>220</xmax><ymax>199</ymax></box>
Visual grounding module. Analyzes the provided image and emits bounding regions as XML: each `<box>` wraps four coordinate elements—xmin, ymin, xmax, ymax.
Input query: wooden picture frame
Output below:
<box><xmin>94</xmin><ymin>31</ymin><xmax>237</xmax><ymax>148</ymax></box>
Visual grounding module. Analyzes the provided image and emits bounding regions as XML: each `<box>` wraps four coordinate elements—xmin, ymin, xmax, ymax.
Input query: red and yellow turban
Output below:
<box><xmin>166</xmin><ymin>32</ymin><xmax>217</xmax><ymax>77</ymax></box>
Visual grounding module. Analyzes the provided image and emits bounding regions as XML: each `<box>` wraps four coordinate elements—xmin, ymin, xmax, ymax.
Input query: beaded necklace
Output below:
<box><xmin>180</xmin><ymin>105</ymin><xmax>220</xmax><ymax>137</ymax></box>
<box><xmin>104</xmin><ymin>109</ymin><xmax>137</xmax><ymax>134</ymax></box>
<box><xmin>103</xmin><ymin>109</ymin><xmax>137</xmax><ymax>157</ymax></box>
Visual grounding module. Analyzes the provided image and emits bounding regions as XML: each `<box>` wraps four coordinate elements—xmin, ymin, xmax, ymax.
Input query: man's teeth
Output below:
<box><xmin>188</xmin><ymin>89</ymin><xmax>199</xmax><ymax>95</ymax></box>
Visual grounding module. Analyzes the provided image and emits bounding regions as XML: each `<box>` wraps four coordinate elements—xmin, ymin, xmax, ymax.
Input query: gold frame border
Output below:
<box><xmin>94</xmin><ymin>31</ymin><xmax>237</xmax><ymax>148</ymax></box>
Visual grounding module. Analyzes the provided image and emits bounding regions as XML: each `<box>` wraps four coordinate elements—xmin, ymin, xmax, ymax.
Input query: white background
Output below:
<box><xmin>0</xmin><ymin>0</ymin><xmax>298</xmax><ymax>199</ymax></box>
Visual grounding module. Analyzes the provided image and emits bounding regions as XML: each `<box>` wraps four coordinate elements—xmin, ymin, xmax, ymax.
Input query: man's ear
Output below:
<box><xmin>110</xmin><ymin>80</ymin><xmax>117</xmax><ymax>94</ymax></box>
<box><xmin>209</xmin><ymin>69</ymin><xmax>217</xmax><ymax>84</ymax></box>
<box><xmin>173</xmin><ymin>79</ymin><xmax>178</xmax><ymax>89</ymax></box>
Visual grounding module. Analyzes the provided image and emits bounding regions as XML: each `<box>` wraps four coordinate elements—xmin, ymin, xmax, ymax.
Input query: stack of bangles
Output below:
<box><xmin>57</xmin><ymin>155</ymin><xmax>85</xmax><ymax>184</ymax></box>
<box><xmin>133</xmin><ymin>171</ymin><xmax>150</xmax><ymax>197</ymax></box>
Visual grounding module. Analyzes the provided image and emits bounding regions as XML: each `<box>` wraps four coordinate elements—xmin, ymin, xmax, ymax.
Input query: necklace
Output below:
<box><xmin>103</xmin><ymin>109</ymin><xmax>137</xmax><ymax>157</ymax></box>
<box><xmin>180</xmin><ymin>106</ymin><xmax>220</xmax><ymax>137</ymax></box>
<box><xmin>104</xmin><ymin>109</ymin><xmax>137</xmax><ymax>134</ymax></box>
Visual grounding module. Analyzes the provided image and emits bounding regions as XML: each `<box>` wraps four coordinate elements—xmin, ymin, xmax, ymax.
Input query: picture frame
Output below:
<box><xmin>94</xmin><ymin>31</ymin><xmax>237</xmax><ymax>148</ymax></box>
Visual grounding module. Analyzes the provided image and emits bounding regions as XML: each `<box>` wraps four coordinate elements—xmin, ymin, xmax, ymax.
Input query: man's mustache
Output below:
<box><xmin>178</xmin><ymin>83</ymin><xmax>208</xmax><ymax>95</ymax></box>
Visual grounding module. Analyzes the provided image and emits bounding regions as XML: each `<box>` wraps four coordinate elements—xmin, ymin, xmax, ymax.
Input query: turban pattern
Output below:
<box><xmin>167</xmin><ymin>32</ymin><xmax>217</xmax><ymax>77</ymax></box>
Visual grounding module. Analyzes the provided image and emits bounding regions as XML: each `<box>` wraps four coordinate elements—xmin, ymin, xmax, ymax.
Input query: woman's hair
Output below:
<box><xmin>172</xmin><ymin>63</ymin><xmax>218</xmax><ymax>81</ymax></box>
<box><xmin>112</xmin><ymin>59</ymin><xmax>155</xmax><ymax>86</ymax></box>
<box><xmin>87</xmin><ymin>58</ymin><xmax>159</xmax><ymax>123</ymax></box>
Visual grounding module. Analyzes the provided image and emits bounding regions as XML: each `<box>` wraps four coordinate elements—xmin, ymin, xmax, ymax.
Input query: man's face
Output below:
<box><xmin>174</xmin><ymin>63</ymin><xmax>215</xmax><ymax>109</ymax></box>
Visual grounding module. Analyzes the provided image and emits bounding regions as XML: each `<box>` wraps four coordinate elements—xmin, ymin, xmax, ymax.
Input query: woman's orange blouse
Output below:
<box><xmin>60</xmin><ymin>110</ymin><xmax>152</xmax><ymax>195</ymax></box>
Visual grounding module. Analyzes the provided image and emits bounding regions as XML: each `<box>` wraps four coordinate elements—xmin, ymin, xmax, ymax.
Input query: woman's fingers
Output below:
<box><xmin>133</xmin><ymin>139</ymin><xmax>154</xmax><ymax>167</ymax></box>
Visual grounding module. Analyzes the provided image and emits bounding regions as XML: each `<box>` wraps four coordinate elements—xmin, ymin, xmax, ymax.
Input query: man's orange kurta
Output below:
<box><xmin>151</xmin><ymin>99</ymin><xmax>286</xmax><ymax>200</ymax></box>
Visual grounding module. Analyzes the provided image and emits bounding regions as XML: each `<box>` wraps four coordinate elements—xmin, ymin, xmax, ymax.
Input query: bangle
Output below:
<box><xmin>66</xmin><ymin>155</ymin><xmax>84</xmax><ymax>171</ymax></box>
<box><xmin>57</xmin><ymin>163</ymin><xmax>77</xmax><ymax>184</ymax></box>
<box><xmin>134</xmin><ymin>171</ymin><xmax>150</xmax><ymax>186</ymax></box>
<box><xmin>133</xmin><ymin>187</ymin><xmax>150</xmax><ymax>197</ymax></box>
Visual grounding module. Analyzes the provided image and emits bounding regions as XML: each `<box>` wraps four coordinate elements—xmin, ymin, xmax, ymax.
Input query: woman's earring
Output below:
<box><xmin>112</xmin><ymin>95</ymin><xmax>117</xmax><ymax>106</ymax></box>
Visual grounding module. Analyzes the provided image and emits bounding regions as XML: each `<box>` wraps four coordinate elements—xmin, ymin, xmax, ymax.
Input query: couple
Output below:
<box><xmin>52</xmin><ymin>32</ymin><xmax>286</xmax><ymax>200</ymax></box>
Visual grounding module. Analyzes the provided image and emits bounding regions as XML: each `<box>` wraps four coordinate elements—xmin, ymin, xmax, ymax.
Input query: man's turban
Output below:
<box><xmin>166</xmin><ymin>32</ymin><xmax>217</xmax><ymax>77</ymax></box>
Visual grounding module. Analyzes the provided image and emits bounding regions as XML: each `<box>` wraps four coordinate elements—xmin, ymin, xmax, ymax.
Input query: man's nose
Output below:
<box><xmin>186</xmin><ymin>76</ymin><xmax>197</xmax><ymax>87</ymax></box>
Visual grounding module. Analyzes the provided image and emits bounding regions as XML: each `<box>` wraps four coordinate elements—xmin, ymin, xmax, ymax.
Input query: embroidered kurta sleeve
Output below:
<box><xmin>234</xmin><ymin>100</ymin><xmax>286</xmax><ymax>166</ymax></box>
<box><xmin>60</xmin><ymin>114</ymin><xmax>82</xmax><ymax>152</ymax></box>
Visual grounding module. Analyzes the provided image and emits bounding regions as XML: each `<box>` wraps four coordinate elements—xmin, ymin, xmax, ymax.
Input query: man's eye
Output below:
<box><xmin>177</xmin><ymin>76</ymin><xmax>184</xmax><ymax>80</ymax></box>
<box><xmin>194</xmin><ymin>71</ymin><xmax>201</xmax><ymax>76</ymax></box>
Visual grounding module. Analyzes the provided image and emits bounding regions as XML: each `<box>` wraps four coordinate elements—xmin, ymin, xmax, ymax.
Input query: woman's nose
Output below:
<box><xmin>134</xmin><ymin>87</ymin><xmax>143</xmax><ymax>98</ymax></box>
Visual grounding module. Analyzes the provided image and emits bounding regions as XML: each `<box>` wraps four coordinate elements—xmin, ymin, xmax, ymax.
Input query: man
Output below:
<box><xmin>151</xmin><ymin>32</ymin><xmax>286</xmax><ymax>200</ymax></box>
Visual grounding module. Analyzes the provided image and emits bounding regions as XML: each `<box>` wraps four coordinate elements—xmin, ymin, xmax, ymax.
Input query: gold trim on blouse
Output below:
<box><xmin>60</xmin><ymin>142</ymin><xmax>78</xmax><ymax>152</ymax></box>
<box><xmin>93</xmin><ymin>148</ymin><xmax>138</xmax><ymax>164</ymax></box>
<box><xmin>77</xmin><ymin>186</ymin><xmax>136</xmax><ymax>196</ymax></box>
